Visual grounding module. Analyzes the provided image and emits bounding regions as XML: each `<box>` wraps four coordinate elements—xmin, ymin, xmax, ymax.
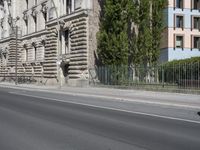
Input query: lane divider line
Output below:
<box><xmin>8</xmin><ymin>91</ymin><xmax>200</xmax><ymax>125</ymax></box>
<box><xmin>5</xmin><ymin>85</ymin><xmax>200</xmax><ymax>110</ymax></box>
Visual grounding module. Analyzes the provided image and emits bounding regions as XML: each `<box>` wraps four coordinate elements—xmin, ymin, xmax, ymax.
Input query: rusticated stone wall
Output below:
<box><xmin>0</xmin><ymin>0</ymin><xmax>102</xmax><ymax>86</ymax></box>
<box><xmin>69</xmin><ymin>16</ymin><xmax>88</xmax><ymax>79</ymax></box>
<box><xmin>43</xmin><ymin>27</ymin><xmax>58</xmax><ymax>84</ymax></box>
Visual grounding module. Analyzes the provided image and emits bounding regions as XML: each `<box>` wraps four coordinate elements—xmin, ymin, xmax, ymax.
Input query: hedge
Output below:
<box><xmin>162</xmin><ymin>57</ymin><xmax>200</xmax><ymax>66</ymax></box>
<box><xmin>160</xmin><ymin>57</ymin><xmax>200</xmax><ymax>83</ymax></box>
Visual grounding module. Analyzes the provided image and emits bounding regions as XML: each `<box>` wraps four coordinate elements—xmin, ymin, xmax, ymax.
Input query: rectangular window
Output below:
<box><xmin>25</xmin><ymin>20</ymin><xmax>28</xmax><ymax>34</ymax></box>
<box><xmin>62</xmin><ymin>30</ymin><xmax>70</xmax><ymax>54</ymax></box>
<box><xmin>176</xmin><ymin>15</ymin><xmax>184</xmax><ymax>28</ymax></box>
<box><xmin>176</xmin><ymin>0</ymin><xmax>183</xmax><ymax>9</ymax></box>
<box><xmin>193</xmin><ymin>0</ymin><xmax>200</xmax><ymax>9</ymax></box>
<box><xmin>44</xmin><ymin>12</ymin><xmax>47</xmax><ymax>22</ymax></box>
<box><xmin>176</xmin><ymin>36</ymin><xmax>184</xmax><ymax>48</ymax></box>
<box><xmin>66</xmin><ymin>0</ymin><xmax>72</xmax><ymax>14</ymax></box>
<box><xmin>193</xmin><ymin>17</ymin><xmax>200</xmax><ymax>29</ymax></box>
<box><xmin>25</xmin><ymin>49</ymin><xmax>28</xmax><ymax>61</ymax></box>
<box><xmin>2</xmin><ymin>53</ymin><xmax>7</xmax><ymax>66</ymax></box>
<box><xmin>64</xmin><ymin>30</ymin><xmax>70</xmax><ymax>54</ymax></box>
<box><xmin>34</xmin><ymin>47</ymin><xmax>37</xmax><ymax>61</ymax></box>
<box><xmin>42</xmin><ymin>46</ymin><xmax>45</xmax><ymax>61</ymax></box>
<box><xmin>194</xmin><ymin>36</ymin><xmax>200</xmax><ymax>49</ymax></box>
<box><xmin>33</xmin><ymin>16</ymin><xmax>37</xmax><ymax>32</ymax></box>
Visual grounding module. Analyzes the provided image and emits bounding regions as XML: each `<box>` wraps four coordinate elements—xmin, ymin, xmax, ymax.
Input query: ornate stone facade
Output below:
<box><xmin>0</xmin><ymin>0</ymin><xmax>101</xmax><ymax>86</ymax></box>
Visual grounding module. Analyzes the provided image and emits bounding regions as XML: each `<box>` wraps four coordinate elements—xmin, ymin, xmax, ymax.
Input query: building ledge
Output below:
<box><xmin>46</xmin><ymin>9</ymin><xmax>89</xmax><ymax>27</ymax></box>
<box><xmin>22</xmin><ymin>61</ymin><xmax>44</xmax><ymax>66</ymax></box>
<box><xmin>21</xmin><ymin>29</ymin><xmax>47</xmax><ymax>40</ymax></box>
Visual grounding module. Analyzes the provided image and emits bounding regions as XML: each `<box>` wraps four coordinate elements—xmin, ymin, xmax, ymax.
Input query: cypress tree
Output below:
<box><xmin>137</xmin><ymin>0</ymin><xmax>152</xmax><ymax>66</ymax></box>
<box><xmin>97</xmin><ymin>0</ymin><xmax>166</xmax><ymax>66</ymax></box>
<box><xmin>151</xmin><ymin>0</ymin><xmax>167</xmax><ymax>64</ymax></box>
<box><xmin>97</xmin><ymin>0</ymin><xmax>129</xmax><ymax>65</ymax></box>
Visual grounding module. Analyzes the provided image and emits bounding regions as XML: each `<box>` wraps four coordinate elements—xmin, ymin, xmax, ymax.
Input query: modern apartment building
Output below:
<box><xmin>160</xmin><ymin>0</ymin><xmax>200</xmax><ymax>62</ymax></box>
<box><xmin>0</xmin><ymin>0</ymin><xmax>101</xmax><ymax>86</ymax></box>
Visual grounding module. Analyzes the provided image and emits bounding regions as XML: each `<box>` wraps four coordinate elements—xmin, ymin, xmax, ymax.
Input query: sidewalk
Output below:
<box><xmin>0</xmin><ymin>82</ymin><xmax>200</xmax><ymax>109</ymax></box>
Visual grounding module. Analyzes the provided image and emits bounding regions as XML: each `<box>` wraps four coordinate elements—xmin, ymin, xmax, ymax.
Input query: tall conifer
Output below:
<box><xmin>97</xmin><ymin>0</ymin><xmax>129</xmax><ymax>65</ymax></box>
<box><xmin>97</xmin><ymin>0</ymin><xmax>166</xmax><ymax>66</ymax></box>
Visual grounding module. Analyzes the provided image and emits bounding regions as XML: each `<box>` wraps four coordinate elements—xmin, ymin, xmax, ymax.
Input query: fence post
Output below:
<box><xmin>162</xmin><ymin>65</ymin><xmax>164</xmax><ymax>88</ymax></box>
<box><xmin>191</xmin><ymin>62</ymin><xmax>193</xmax><ymax>88</ymax></box>
<box><xmin>198</xmin><ymin>62</ymin><xmax>200</xmax><ymax>89</ymax></box>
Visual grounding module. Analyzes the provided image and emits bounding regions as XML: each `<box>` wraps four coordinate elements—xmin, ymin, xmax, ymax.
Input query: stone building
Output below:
<box><xmin>0</xmin><ymin>0</ymin><xmax>101</xmax><ymax>86</ymax></box>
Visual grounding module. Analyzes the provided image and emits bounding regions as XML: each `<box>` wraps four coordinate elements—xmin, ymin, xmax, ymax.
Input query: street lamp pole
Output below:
<box><xmin>15</xmin><ymin>25</ymin><xmax>18</xmax><ymax>85</ymax></box>
<box><xmin>7</xmin><ymin>1</ymin><xmax>20</xmax><ymax>85</ymax></box>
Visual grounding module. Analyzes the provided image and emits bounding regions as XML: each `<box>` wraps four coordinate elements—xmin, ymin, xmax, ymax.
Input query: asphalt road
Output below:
<box><xmin>0</xmin><ymin>88</ymin><xmax>200</xmax><ymax>150</ymax></box>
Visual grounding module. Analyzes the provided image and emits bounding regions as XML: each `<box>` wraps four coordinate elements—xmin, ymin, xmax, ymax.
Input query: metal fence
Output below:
<box><xmin>0</xmin><ymin>74</ymin><xmax>37</xmax><ymax>84</ymax></box>
<box><xmin>89</xmin><ymin>62</ymin><xmax>200</xmax><ymax>91</ymax></box>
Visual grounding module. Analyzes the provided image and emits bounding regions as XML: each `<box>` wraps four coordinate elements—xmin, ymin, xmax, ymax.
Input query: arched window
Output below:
<box><xmin>61</xmin><ymin>29</ymin><xmax>70</xmax><ymax>55</ymax></box>
<box><xmin>23</xmin><ymin>13</ymin><xmax>28</xmax><ymax>35</ymax></box>
<box><xmin>32</xmin><ymin>9</ymin><xmax>38</xmax><ymax>32</ymax></box>
<box><xmin>23</xmin><ymin>44</ymin><xmax>28</xmax><ymax>62</ymax></box>
<box><xmin>40</xmin><ymin>40</ymin><xmax>45</xmax><ymax>62</ymax></box>
<box><xmin>25</xmin><ymin>48</ymin><xmax>28</xmax><ymax>61</ymax></box>
<box><xmin>41</xmin><ymin>5</ymin><xmax>47</xmax><ymax>22</ymax></box>
<box><xmin>2</xmin><ymin>48</ymin><xmax>8</xmax><ymax>66</ymax></box>
<box><xmin>34</xmin><ymin>46</ymin><xmax>37</xmax><ymax>61</ymax></box>
<box><xmin>32</xmin><ymin>42</ymin><xmax>37</xmax><ymax>61</ymax></box>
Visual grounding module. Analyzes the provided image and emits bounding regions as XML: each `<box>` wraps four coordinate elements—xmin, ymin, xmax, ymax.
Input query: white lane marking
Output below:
<box><xmin>5</xmin><ymin>85</ymin><xmax>200</xmax><ymax>110</ymax></box>
<box><xmin>9</xmin><ymin>91</ymin><xmax>200</xmax><ymax>125</ymax></box>
<box><xmin>46</xmin><ymin>91</ymin><xmax>200</xmax><ymax>109</ymax></box>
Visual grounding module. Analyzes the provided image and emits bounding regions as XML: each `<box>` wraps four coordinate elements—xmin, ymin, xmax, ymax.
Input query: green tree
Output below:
<box><xmin>97</xmin><ymin>0</ymin><xmax>166</xmax><ymax>66</ymax></box>
<box><xmin>151</xmin><ymin>0</ymin><xmax>167</xmax><ymax>64</ymax></box>
<box><xmin>97</xmin><ymin>0</ymin><xmax>131</xmax><ymax>65</ymax></box>
<box><xmin>137</xmin><ymin>0</ymin><xmax>152</xmax><ymax>65</ymax></box>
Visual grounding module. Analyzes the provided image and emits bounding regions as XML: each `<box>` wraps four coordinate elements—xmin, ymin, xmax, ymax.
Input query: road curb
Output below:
<box><xmin>1</xmin><ymin>83</ymin><xmax>200</xmax><ymax>110</ymax></box>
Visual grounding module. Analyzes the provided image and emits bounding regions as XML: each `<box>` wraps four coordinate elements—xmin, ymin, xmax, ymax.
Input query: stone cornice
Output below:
<box><xmin>46</xmin><ymin>9</ymin><xmax>89</xmax><ymax>27</ymax></box>
<box><xmin>0</xmin><ymin>37</ymin><xmax>11</xmax><ymax>43</ymax></box>
<box><xmin>21</xmin><ymin>29</ymin><xmax>46</xmax><ymax>40</ymax></box>
<box><xmin>22</xmin><ymin>0</ymin><xmax>48</xmax><ymax>13</ymax></box>
<box><xmin>23</xmin><ymin>11</ymin><xmax>28</xmax><ymax>20</ymax></box>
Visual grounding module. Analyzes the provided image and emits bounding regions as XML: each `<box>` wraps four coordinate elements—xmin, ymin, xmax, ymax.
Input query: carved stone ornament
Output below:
<box><xmin>31</xmin><ymin>9</ymin><xmax>38</xmax><ymax>17</ymax></box>
<box><xmin>63</xmin><ymin>21</ymin><xmax>72</xmax><ymax>30</ymax></box>
<box><xmin>2</xmin><ymin>47</ymin><xmax>8</xmax><ymax>54</ymax></box>
<box><xmin>7</xmin><ymin>14</ymin><xmax>12</xmax><ymax>25</ymax></box>
<box><xmin>32</xmin><ymin>42</ymin><xmax>36</xmax><ymax>47</ymax></box>
<box><xmin>41</xmin><ymin>3</ymin><xmax>48</xmax><ymax>13</ymax></box>
<box><xmin>23</xmin><ymin>44</ymin><xmax>27</xmax><ymax>49</ymax></box>
<box><xmin>21</xmin><ymin>40</ymin><xmax>28</xmax><ymax>46</ymax></box>
<box><xmin>23</xmin><ymin>12</ymin><xmax>28</xmax><ymax>21</ymax></box>
<box><xmin>41</xmin><ymin>40</ymin><xmax>45</xmax><ymax>45</ymax></box>
<box><xmin>0</xmin><ymin>18</ymin><xmax>4</xmax><ymax>28</ymax></box>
